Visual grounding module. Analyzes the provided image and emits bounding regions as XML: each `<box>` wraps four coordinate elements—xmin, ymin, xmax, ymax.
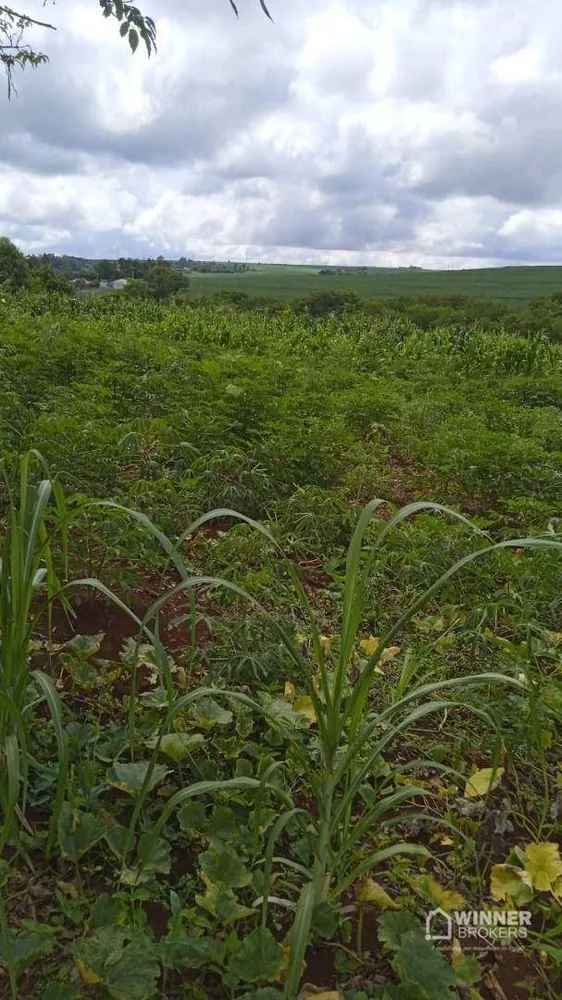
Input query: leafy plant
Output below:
<box><xmin>0</xmin><ymin>451</ymin><xmax>69</xmax><ymax>856</ymax></box>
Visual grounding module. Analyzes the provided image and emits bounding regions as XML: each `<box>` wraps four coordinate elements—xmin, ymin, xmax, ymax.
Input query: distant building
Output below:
<box><xmin>99</xmin><ymin>278</ymin><xmax>128</xmax><ymax>291</ymax></box>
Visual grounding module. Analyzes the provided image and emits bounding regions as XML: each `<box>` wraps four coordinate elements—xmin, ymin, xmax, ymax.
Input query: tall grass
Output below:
<box><xmin>0</xmin><ymin>452</ymin><xmax>68</xmax><ymax>853</ymax></box>
<box><xmin>70</xmin><ymin>497</ymin><xmax>561</xmax><ymax>997</ymax></box>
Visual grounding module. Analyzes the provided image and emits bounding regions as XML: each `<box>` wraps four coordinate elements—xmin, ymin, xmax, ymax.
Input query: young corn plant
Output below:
<box><xmin>0</xmin><ymin>452</ymin><xmax>69</xmax><ymax>856</ymax></box>
<box><xmin>272</xmin><ymin>500</ymin><xmax>561</xmax><ymax>997</ymax></box>
<box><xmin>69</xmin><ymin>498</ymin><xmax>561</xmax><ymax>997</ymax></box>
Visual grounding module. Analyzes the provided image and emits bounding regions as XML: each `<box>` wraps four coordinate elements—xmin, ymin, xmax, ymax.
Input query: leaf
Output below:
<box><xmin>524</xmin><ymin>842</ymin><xmax>562</xmax><ymax>892</ymax></box>
<box><xmin>178</xmin><ymin>801</ymin><xmax>207</xmax><ymax>834</ymax></box>
<box><xmin>312</xmin><ymin>900</ymin><xmax>339</xmax><ymax>939</ymax></box>
<box><xmin>159</xmin><ymin>930</ymin><xmax>225</xmax><ymax>971</ymax></box>
<box><xmin>200</xmin><ymin>846</ymin><xmax>252</xmax><ymax>889</ymax></box>
<box><xmin>91</xmin><ymin>894</ymin><xmax>128</xmax><ymax>929</ymax></box>
<box><xmin>284</xmin><ymin>681</ymin><xmax>296</xmax><ymax>701</ymax></box>
<box><xmin>415</xmin><ymin>875</ymin><xmax>466</xmax><ymax>913</ymax></box>
<box><xmin>239</xmin><ymin>991</ymin><xmax>283</xmax><ymax>1000</ymax></box>
<box><xmin>149</xmin><ymin>732</ymin><xmax>204</xmax><ymax>761</ymax></box>
<box><xmin>378</xmin><ymin>911</ymin><xmax>424</xmax><ymax>951</ymax></box>
<box><xmin>67</xmin><ymin>633</ymin><xmax>104</xmax><ymax>657</ymax></box>
<box><xmin>128</xmin><ymin>28</ymin><xmax>139</xmax><ymax>53</ymax></box>
<box><xmin>356</xmin><ymin>878</ymin><xmax>400</xmax><ymax>910</ymax></box>
<box><xmin>207</xmin><ymin>805</ymin><xmax>236</xmax><ymax>845</ymax></box>
<box><xmin>294</xmin><ymin>695</ymin><xmax>317</xmax><ymax>724</ymax></box>
<box><xmin>451</xmin><ymin>939</ymin><xmax>481</xmax><ymax>986</ymax></box>
<box><xmin>259</xmin><ymin>693</ymin><xmax>308</xmax><ymax>731</ymax></box>
<box><xmin>76</xmin><ymin>957</ymin><xmax>101</xmax><ymax>985</ymax></box>
<box><xmin>57</xmin><ymin>804</ymin><xmax>106</xmax><ymax>861</ymax></box>
<box><xmin>227</xmin><ymin>927</ymin><xmax>285</xmax><ymax>983</ymax></box>
<box><xmin>74</xmin><ymin>928</ymin><xmax>159</xmax><ymax>1000</ymax></box>
<box><xmin>44</xmin><ymin>987</ymin><xmax>82</xmax><ymax>1000</ymax></box>
<box><xmin>392</xmin><ymin>930</ymin><xmax>457</xmax><ymax>998</ymax></box>
<box><xmin>490</xmin><ymin>864</ymin><xmax>533</xmax><ymax>905</ymax></box>
<box><xmin>464</xmin><ymin>767</ymin><xmax>504</xmax><ymax>798</ymax></box>
<box><xmin>0</xmin><ymin>929</ymin><xmax>55</xmax><ymax>978</ymax></box>
<box><xmin>195</xmin><ymin>881</ymin><xmax>257</xmax><ymax>925</ymax></box>
<box><xmin>105</xmin><ymin>822</ymin><xmax>130</xmax><ymax>862</ymax></box>
<box><xmin>122</xmin><ymin>835</ymin><xmax>172</xmax><ymax>885</ymax></box>
<box><xmin>191</xmin><ymin>696</ymin><xmax>233</xmax><ymax>730</ymax></box>
<box><xmin>62</xmin><ymin>654</ymin><xmax>101</xmax><ymax>688</ymax></box>
<box><xmin>301</xmin><ymin>992</ymin><xmax>344</xmax><ymax>1000</ymax></box>
<box><xmin>108</xmin><ymin>761</ymin><xmax>170</xmax><ymax>796</ymax></box>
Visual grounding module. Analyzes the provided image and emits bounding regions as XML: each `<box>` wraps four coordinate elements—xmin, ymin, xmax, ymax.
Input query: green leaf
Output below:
<box><xmin>119</xmin><ymin>21</ymin><xmax>129</xmax><ymax>37</ymax></box>
<box><xmin>58</xmin><ymin>804</ymin><xmax>106</xmax><ymax>861</ymax></box>
<box><xmin>67</xmin><ymin>632</ymin><xmax>104</xmax><ymax>657</ymax></box>
<box><xmin>0</xmin><ymin>928</ymin><xmax>55</xmax><ymax>978</ymax></box>
<box><xmin>74</xmin><ymin>928</ymin><xmax>159</xmax><ymax>1000</ymax></box>
<box><xmin>378</xmin><ymin>911</ymin><xmax>424</xmax><ymax>951</ymax></box>
<box><xmin>105</xmin><ymin>823</ymin><xmax>130</xmax><ymax>862</ymax></box>
<box><xmin>451</xmin><ymin>940</ymin><xmax>481</xmax><ymax>986</ymax></box>
<box><xmin>140</xmin><ymin>687</ymin><xmax>168</xmax><ymax>708</ymax></box>
<box><xmin>178</xmin><ymin>801</ymin><xmax>207</xmax><ymax>835</ymax></box>
<box><xmin>107</xmin><ymin>761</ymin><xmax>170</xmax><ymax>796</ymax></box>
<box><xmin>158</xmin><ymin>933</ymin><xmax>225</xmax><ymax>970</ymax></box>
<box><xmin>196</xmin><ymin>882</ymin><xmax>257</xmax><ymax>925</ymax></box>
<box><xmin>312</xmin><ymin>900</ymin><xmax>339</xmax><ymax>939</ymax></box>
<box><xmin>200</xmin><ymin>847</ymin><xmax>251</xmax><ymax>889</ymax></box>
<box><xmin>91</xmin><ymin>894</ymin><xmax>128</xmax><ymax>929</ymax></box>
<box><xmin>392</xmin><ymin>930</ymin><xmax>457</xmax><ymax>998</ymax></box>
<box><xmin>239</xmin><ymin>991</ymin><xmax>284</xmax><ymax>1000</ymax></box>
<box><xmin>191</xmin><ymin>696</ymin><xmax>233</xmax><ymax>730</ymax></box>
<box><xmin>227</xmin><ymin>927</ymin><xmax>284</xmax><ymax>983</ymax></box>
<box><xmin>120</xmin><ymin>835</ymin><xmax>171</xmax><ymax>885</ymax></box>
<box><xmin>128</xmin><ymin>28</ymin><xmax>139</xmax><ymax>53</ymax></box>
<box><xmin>207</xmin><ymin>806</ymin><xmax>236</xmax><ymax>845</ymax></box>
<box><xmin>44</xmin><ymin>987</ymin><xmax>82</xmax><ymax>1000</ymax></box>
<box><xmin>150</xmin><ymin>732</ymin><xmax>205</xmax><ymax>761</ymax></box>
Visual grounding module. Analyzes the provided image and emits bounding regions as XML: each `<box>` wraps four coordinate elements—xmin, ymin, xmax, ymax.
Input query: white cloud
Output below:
<box><xmin>2</xmin><ymin>0</ymin><xmax>562</xmax><ymax>265</ymax></box>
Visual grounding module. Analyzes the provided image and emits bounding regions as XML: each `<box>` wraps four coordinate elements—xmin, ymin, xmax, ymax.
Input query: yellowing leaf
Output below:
<box><xmin>360</xmin><ymin>635</ymin><xmax>380</xmax><ymax>656</ymax></box>
<box><xmin>524</xmin><ymin>842</ymin><xmax>562</xmax><ymax>892</ymax></box>
<box><xmin>464</xmin><ymin>767</ymin><xmax>504</xmax><ymax>798</ymax></box>
<box><xmin>294</xmin><ymin>696</ymin><xmax>316</xmax><ymax>724</ymax></box>
<box><xmin>319</xmin><ymin>635</ymin><xmax>332</xmax><ymax>652</ymax></box>
<box><xmin>284</xmin><ymin>681</ymin><xmax>296</xmax><ymax>702</ymax></box>
<box><xmin>440</xmin><ymin>836</ymin><xmax>454</xmax><ymax>847</ymax></box>
<box><xmin>490</xmin><ymin>864</ymin><xmax>533</xmax><ymax>905</ymax></box>
<box><xmin>415</xmin><ymin>875</ymin><xmax>466</xmax><ymax>913</ymax></box>
<box><xmin>355</xmin><ymin>878</ymin><xmax>400</xmax><ymax>910</ymax></box>
<box><xmin>301</xmin><ymin>991</ymin><xmax>343</xmax><ymax>1000</ymax></box>
<box><xmin>76</xmin><ymin>958</ymin><xmax>101</xmax><ymax>985</ymax></box>
<box><xmin>294</xmin><ymin>633</ymin><xmax>308</xmax><ymax>646</ymax></box>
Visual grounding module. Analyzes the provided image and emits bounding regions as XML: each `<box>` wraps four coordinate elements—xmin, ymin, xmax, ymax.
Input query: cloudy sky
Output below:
<box><xmin>2</xmin><ymin>0</ymin><xmax>562</xmax><ymax>267</ymax></box>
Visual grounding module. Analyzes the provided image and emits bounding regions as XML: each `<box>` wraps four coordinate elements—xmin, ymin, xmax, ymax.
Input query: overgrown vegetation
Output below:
<box><xmin>0</xmin><ymin>287</ymin><xmax>561</xmax><ymax>999</ymax></box>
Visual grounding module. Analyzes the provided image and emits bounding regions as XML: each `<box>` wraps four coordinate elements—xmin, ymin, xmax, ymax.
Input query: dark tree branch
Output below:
<box><xmin>1</xmin><ymin>1</ymin><xmax>273</xmax><ymax>97</ymax></box>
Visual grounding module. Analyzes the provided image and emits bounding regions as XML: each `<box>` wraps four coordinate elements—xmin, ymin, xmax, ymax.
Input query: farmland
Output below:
<box><xmin>0</xmin><ymin>288</ymin><xmax>561</xmax><ymax>1000</ymax></box>
<box><xmin>188</xmin><ymin>263</ymin><xmax>562</xmax><ymax>303</ymax></box>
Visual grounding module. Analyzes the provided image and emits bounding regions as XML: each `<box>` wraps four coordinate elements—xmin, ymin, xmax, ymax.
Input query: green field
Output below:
<box><xmin>1</xmin><ymin>290</ymin><xmax>561</xmax><ymax>999</ymax></box>
<box><xmin>189</xmin><ymin>262</ymin><xmax>562</xmax><ymax>302</ymax></box>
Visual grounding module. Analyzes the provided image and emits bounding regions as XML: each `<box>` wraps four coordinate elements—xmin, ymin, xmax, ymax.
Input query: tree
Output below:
<box><xmin>144</xmin><ymin>261</ymin><xmax>190</xmax><ymax>301</ymax></box>
<box><xmin>0</xmin><ymin>236</ymin><xmax>29</xmax><ymax>288</ymax></box>
<box><xmin>1</xmin><ymin>0</ymin><xmax>272</xmax><ymax>97</ymax></box>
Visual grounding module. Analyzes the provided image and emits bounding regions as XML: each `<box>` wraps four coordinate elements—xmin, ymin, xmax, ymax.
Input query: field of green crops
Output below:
<box><xmin>0</xmin><ymin>290</ymin><xmax>561</xmax><ymax>1000</ymax></box>
<box><xmin>188</xmin><ymin>263</ymin><xmax>562</xmax><ymax>303</ymax></box>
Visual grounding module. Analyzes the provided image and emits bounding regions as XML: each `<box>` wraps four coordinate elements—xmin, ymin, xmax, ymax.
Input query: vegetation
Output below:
<box><xmin>0</xmin><ymin>284</ymin><xmax>561</xmax><ymax>999</ymax></box>
<box><xmin>0</xmin><ymin>0</ymin><xmax>272</xmax><ymax>96</ymax></box>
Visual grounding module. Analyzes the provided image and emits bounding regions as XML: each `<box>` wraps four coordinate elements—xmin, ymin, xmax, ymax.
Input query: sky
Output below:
<box><xmin>2</xmin><ymin>0</ymin><xmax>562</xmax><ymax>268</ymax></box>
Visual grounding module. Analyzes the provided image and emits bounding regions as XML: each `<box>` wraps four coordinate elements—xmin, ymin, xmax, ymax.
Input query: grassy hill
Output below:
<box><xmin>189</xmin><ymin>263</ymin><xmax>562</xmax><ymax>303</ymax></box>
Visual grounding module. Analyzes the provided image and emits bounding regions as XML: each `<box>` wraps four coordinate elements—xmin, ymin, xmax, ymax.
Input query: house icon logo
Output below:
<box><xmin>425</xmin><ymin>907</ymin><xmax>453</xmax><ymax>941</ymax></box>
